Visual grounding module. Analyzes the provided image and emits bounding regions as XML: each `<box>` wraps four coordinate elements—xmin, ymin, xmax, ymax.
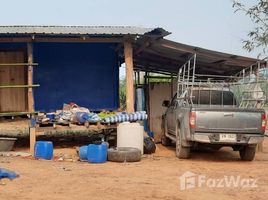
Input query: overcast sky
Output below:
<box><xmin>0</xmin><ymin>0</ymin><xmax>258</xmax><ymax>57</ymax></box>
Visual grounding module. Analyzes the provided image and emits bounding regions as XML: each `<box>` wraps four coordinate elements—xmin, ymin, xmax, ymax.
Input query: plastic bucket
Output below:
<box><xmin>87</xmin><ymin>143</ymin><xmax>108</xmax><ymax>163</ymax></box>
<box><xmin>34</xmin><ymin>141</ymin><xmax>53</xmax><ymax>160</ymax></box>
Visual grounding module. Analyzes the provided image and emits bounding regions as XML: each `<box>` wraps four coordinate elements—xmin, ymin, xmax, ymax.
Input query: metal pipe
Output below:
<box><xmin>144</xmin><ymin>76</ymin><xmax>173</xmax><ymax>79</ymax></box>
<box><xmin>195</xmin><ymin>74</ymin><xmax>236</xmax><ymax>78</ymax></box>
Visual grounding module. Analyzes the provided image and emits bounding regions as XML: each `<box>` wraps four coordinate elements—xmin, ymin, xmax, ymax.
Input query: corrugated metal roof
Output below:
<box><xmin>0</xmin><ymin>25</ymin><xmax>169</xmax><ymax>36</ymax></box>
<box><xmin>133</xmin><ymin>39</ymin><xmax>260</xmax><ymax>76</ymax></box>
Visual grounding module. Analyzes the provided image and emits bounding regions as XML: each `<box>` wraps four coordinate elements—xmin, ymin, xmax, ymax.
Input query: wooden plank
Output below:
<box><xmin>0</xmin><ymin>63</ymin><xmax>38</xmax><ymax>66</ymax></box>
<box><xmin>0</xmin><ymin>51</ymin><xmax>27</xmax><ymax>112</ymax></box>
<box><xmin>27</xmin><ymin>43</ymin><xmax>34</xmax><ymax>113</ymax></box>
<box><xmin>0</xmin><ymin>111</ymin><xmax>37</xmax><ymax>117</ymax></box>
<box><xmin>30</xmin><ymin>127</ymin><xmax>36</xmax><ymax>156</ymax></box>
<box><xmin>34</xmin><ymin>37</ymin><xmax>123</xmax><ymax>43</ymax></box>
<box><xmin>0</xmin><ymin>37</ymin><xmax>123</xmax><ymax>43</ymax></box>
<box><xmin>124</xmin><ymin>40</ymin><xmax>135</xmax><ymax>113</ymax></box>
<box><xmin>0</xmin><ymin>84</ymin><xmax>39</xmax><ymax>88</ymax></box>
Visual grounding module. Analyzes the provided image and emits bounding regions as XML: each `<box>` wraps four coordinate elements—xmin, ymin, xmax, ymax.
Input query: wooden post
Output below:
<box><xmin>30</xmin><ymin>127</ymin><xmax>36</xmax><ymax>155</ymax></box>
<box><xmin>27</xmin><ymin>43</ymin><xmax>34</xmax><ymax>112</ymax></box>
<box><xmin>124</xmin><ymin>40</ymin><xmax>134</xmax><ymax>113</ymax></box>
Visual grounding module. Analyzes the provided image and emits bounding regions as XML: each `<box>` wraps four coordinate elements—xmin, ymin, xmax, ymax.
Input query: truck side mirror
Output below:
<box><xmin>162</xmin><ymin>100</ymin><xmax>170</xmax><ymax>107</ymax></box>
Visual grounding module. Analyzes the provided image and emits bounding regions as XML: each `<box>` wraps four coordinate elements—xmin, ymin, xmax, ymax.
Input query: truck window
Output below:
<box><xmin>223</xmin><ymin>91</ymin><xmax>236</xmax><ymax>105</ymax></box>
<box><xmin>191</xmin><ymin>90</ymin><xmax>235</xmax><ymax>105</ymax></box>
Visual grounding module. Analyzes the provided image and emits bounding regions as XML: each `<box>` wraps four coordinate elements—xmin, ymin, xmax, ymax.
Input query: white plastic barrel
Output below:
<box><xmin>117</xmin><ymin>122</ymin><xmax>144</xmax><ymax>154</ymax></box>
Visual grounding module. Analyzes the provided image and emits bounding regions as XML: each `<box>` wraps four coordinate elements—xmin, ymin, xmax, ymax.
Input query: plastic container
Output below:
<box><xmin>87</xmin><ymin>143</ymin><xmax>108</xmax><ymax>163</ymax></box>
<box><xmin>79</xmin><ymin>146</ymin><xmax>88</xmax><ymax>161</ymax></box>
<box><xmin>117</xmin><ymin>122</ymin><xmax>144</xmax><ymax>154</ymax></box>
<box><xmin>46</xmin><ymin>113</ymin><xmax>55</xmax><ymax>121</ymax></box>
<box><xmin>75</xmin><ymin>112</ymin><xmax>90</xmax><ymax>124</ymax></box>
<box><xmin>0</xmin><ymin>137</ymin><xmax>17</xmax><ymax>151</ymax></box>
<box><xmin>34</xmin><ymin>141</ymin><xmax>53</xmax><ymax>160</ymax></box>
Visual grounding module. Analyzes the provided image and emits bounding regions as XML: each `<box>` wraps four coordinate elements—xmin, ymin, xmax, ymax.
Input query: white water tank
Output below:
<box><xmin>117</xmin><ymin>122</ymin><xmax>144</xmax><ymax>154</ymax></box>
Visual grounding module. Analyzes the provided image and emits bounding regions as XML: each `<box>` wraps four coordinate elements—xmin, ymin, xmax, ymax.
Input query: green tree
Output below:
<box><xmin>233</xmin><ymin>0</ymin><xmax>268</xmax><ymax>55</ymax></box>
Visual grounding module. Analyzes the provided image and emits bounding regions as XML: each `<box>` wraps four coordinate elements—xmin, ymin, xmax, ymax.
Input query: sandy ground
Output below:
<box><xmin>0</xmin><ymin>139</ymin><xmax>268</xmax><ymax>200</ymax></box>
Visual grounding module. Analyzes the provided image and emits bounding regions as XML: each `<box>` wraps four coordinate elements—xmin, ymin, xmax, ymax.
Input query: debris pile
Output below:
<box><xmin>36</xmin><ymin>102</ymin><xmax>148</xmax><ymax>125</ymax></box>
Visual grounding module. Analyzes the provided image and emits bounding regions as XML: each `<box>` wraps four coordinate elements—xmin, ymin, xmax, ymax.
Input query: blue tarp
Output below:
<box><xmin>33</xmin><ymin>43</ymin><xmax>119</xmax><ymax>112</ymax></box>
<box><xmin>0</xmin><ymin>168</ymin><xmax>19</xmax><ymax>180</ymax></box>
<box><xmin>0</xmin><ymin>42</ymin><xmax>119</xmax><ymax>112</ymax></box>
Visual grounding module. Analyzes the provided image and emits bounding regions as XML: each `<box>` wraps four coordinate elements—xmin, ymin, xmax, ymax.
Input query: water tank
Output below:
<box><xmin>117</xmin><ymin>122</ymin><xmax>144</xmax><ymax>154</ymax></box>
<box><xmin>87</xmin><ymin>143</ymin><xmax>108</xmax><ymax>163</ymax></box>
<box><xmin>34</xmin><ymin>141</ymin><xmax>53</xmax><ymax>160</ymax></box>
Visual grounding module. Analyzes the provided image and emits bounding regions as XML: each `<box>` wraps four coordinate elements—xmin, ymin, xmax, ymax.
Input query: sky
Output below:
<box><xmin>0</xmin><ymin>0</ymin><xmax>261</xmax><ymax>77</ymax></box>
<box><xmin>0</xmin><ymin>0</ymin><xmax>258</xmax><ymax>57</ymax></box>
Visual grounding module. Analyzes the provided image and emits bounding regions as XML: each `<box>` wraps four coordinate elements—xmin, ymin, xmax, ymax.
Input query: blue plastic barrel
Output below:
<box><xmin>79</xmin><ymin>145</ymin><xmax>88</xmax><ymax>161</ymax></box>
<box><xmin>34</xmin><ymin>141</ymin><xmax>53</xmax><ymax>160</ymax></box>
<box><xmin>87</xmin><ymin>143</ymin><xmax>108</xmax><ymax>163</ymax></box>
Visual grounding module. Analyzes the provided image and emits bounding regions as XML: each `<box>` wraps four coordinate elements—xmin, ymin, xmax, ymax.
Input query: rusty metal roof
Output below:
<box><xmin>0</xmin><ymin>25</ymin><xmax>170</xmax><ymax>37</ymax></box>
<box><xmin>133</xmin><ymin>39</ymin><xmax>260</xmax><ymax>76</ymax></box>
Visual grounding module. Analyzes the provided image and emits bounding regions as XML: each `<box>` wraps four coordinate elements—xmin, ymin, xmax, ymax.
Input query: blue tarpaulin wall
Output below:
<box><xmin>33</xmin><ymin>43</ymin><xmax>119</xmax><ymax>112</ymax></box>
<box><xmin>0</xmin><ymin>42</ymin><xmax>119</xmax><ymax>112</ymax></box>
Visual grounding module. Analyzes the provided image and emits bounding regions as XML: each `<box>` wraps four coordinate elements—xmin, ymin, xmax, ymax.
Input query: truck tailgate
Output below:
<box><xmin>194</xmin><ymin>107</ymin><xmax>263</xmax><ymax>133</ymax></box>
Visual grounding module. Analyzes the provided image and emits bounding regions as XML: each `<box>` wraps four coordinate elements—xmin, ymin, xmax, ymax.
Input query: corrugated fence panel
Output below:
<box><xmin>33</xmin><ymin>43</ymin><xmax>119</xmax><ymax>112</ymax></box>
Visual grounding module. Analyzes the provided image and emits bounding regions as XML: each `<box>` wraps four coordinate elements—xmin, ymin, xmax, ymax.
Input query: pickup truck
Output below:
<box><xmin>162</xmin><ymin>87</ymin><xmax>266</xmax><ymax>161</ymax></box>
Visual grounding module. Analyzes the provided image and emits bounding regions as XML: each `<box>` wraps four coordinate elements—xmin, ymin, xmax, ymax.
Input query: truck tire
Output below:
<box><xmin>161</xmin><ymin>118</ymin><xmax>172</xmax><ymax>146</ymax></box>
<box><xmin>175</xmin><ymin>123</ymin><xmax>190</xmax><ymax>159</ymax></box>
<box><xmin>239</xmin><ymin>145</ymin><xmax>256</xmax><ymax>161</ymax></box>
<box><xmin>107</xmin><ymin>147</ymin><xmax>141</xmax><ymax>162</ymax></box>
<box><xmin>144</xmin><ymin>137</ymin><xmax>156</xmax><ymax>154</ymax></box>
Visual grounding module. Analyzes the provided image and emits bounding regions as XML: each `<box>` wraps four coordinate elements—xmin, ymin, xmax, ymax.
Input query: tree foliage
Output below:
<box><xmin>233</xmin><ymin>0</ymin><xmax>268</xmax><ymax>55</ymax></box>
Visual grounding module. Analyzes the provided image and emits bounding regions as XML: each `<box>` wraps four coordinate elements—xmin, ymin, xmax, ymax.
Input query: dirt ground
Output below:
<box><xmin>0</xmin><ymin>138</ymin><xmax>268</xmax><ymax>200</ymax></box>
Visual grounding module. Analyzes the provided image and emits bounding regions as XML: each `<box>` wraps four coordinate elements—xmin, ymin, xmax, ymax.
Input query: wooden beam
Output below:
<box><xmin>0</xmin><ymin>38</ymin><xmax>32</xmax><ymax>43</ymax></box>
<box><xmin>0</xmin><ymin>37</ymin><xmax>123</xmax><ymax>43</ymax></box>
<box><xmin>35</xmin><ymin>37</ymin><xmax>123</xmax><ymax>43</ymax></box>
<box><xmin>0</xmin><ymin>84</ymin><xmax>40</xmax><ymax>88</ymax></box>
<box><xmin>124</xmin><ymin>40</ymin><xmax>135</xmax><ymax>113</ymax></box>
<box><xmin>27</xmin><ymin>43</ymin><xmax>35</xmax><ymax>113</ymax></box>
<box><xmin>0</xmin><ymin>111</ymin><xmax>38</xmax><ymax>117</ymax></box>
<box><xmin>0</xmin><ymin>63</ymin><xmax>38</xmax><ymax>66</ymax></box>
<box><xmin>135</xmin><ymin>41</ymin><xmax>150</xmax><ymax>55</ymax></box>
<box><xmin>30</xmin><ymin>127</ymin><xmax>36</xmax><ymax>156</ymax></box>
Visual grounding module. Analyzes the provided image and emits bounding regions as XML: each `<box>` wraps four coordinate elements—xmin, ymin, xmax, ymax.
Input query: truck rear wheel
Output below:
<box><xmin>239</xmin><ymin>145</ymin><xmax>256</xmax><ymax>161</ymax></box>
<box><xmin>176</xmin><ymin>124</ymin><xmax>190</xmax><ymax>159</ymax></box>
